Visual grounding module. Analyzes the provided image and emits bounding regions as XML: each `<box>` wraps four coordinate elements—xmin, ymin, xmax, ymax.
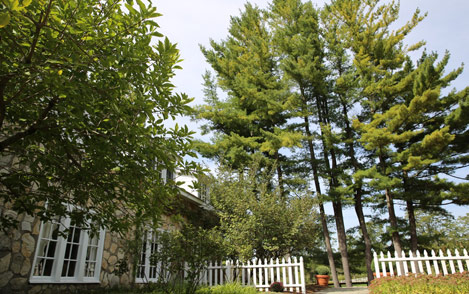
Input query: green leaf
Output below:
<box><xmin>0</xmin><ymin>13</ymin><xmax>11</xmax><ymax>28</ymax></box>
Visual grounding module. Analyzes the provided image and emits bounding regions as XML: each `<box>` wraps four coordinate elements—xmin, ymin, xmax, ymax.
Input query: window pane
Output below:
<box><xmin>33</xmin><ymin>221</ymin><xmax>59</xmax><ymax>277</ymax></box>
<box><xmin>61</xmin><ymin>224</ymin><xmax>82</xmax><ymax>277</ymax></box>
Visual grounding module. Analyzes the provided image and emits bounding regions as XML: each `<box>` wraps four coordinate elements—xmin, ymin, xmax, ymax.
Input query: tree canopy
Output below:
<box><xmin>0</xmin><ymin>0</ymin><xmax>196</xmax><ymax>233</ymax></box>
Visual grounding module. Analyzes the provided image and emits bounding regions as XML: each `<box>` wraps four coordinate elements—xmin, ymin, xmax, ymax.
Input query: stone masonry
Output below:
<box><xmin>0</xmin><ymin>203</ymin><xmax>133</xmax><ymax>294</ymax></box>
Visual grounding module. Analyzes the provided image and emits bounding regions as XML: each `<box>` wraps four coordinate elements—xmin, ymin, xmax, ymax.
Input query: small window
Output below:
<box><xmin>30</xmin><ymin>217</ymin><xmax>105</xmax><ymax>283</ymax></box>
<box><xmin>135</xmin><ymin>229</ymin><xmax>167</xmax><ymax>283</ymax></box>
<box><xmin>165</xmin><ymin>169</ymin><xmax>174</xmax><ymax>183</ymax></box>
<box><xmin>198</xmin><ymin>183</ymin><xmax>209</xmax><ymax>202</ymax></box>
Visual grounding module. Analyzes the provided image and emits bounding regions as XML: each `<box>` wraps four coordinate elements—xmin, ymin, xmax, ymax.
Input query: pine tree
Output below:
<box><xmin>195</xmin><ymin>3</ymin><xmax>302</xmax><ymax>192</ymax></box>
<box><xmin>269</xmin><ymin>0</ymin><xmax>341</xmax><ymax>286</ymax></box>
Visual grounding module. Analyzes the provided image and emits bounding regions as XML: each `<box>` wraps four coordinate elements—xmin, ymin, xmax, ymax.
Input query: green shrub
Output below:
<box><xmin>196</xmin><ymin>283</ymin><xmax>257</xmax><ymax>294</ymax></box>
<box><xmin>315</xmin><ymin>265</ymin><xmax>330</xmax><ymax>275</ymax></box>
<box><xmin>369</xmin><ymin>272</ymin><xmax>469</xmax><ymax>294</ymax></box>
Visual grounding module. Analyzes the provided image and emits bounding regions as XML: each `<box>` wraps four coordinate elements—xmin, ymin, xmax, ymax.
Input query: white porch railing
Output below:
<box><xmin>199</xmin><ymin>257</ymin><xmax>306</xmax><ymax>294</ymax></box>
<box><xmin>373</xmin><ymin>248</ymin><xmax>469</xmax><ymax>278</ymax></box>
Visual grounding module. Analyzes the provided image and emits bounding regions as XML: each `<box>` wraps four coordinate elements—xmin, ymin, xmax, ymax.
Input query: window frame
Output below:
<box><xmin>135</xmin><ymin>228</ymin><xmax>166</xmax><ymax>283</ymax></box>
<box><xmin>30</xmin><ymin>216</ymin><xmax>105</xmax><ymax>284</ymax></box>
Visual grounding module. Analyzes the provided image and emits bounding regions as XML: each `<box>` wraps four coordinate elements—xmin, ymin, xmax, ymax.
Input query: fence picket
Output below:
<box><xmin>253</xmin><ymin>259</ymin><xmax>257</xmax><ymax>288</ymax></box>
<box><xmin>387</xmin><ymin>251</ymin><xmax>394</xmax><ymax>276</ymax></box>
<box><xmin>447</xmin><ymin>249</ymin><xmax>456</xmax><ymax>274</ymax></box>
<box><xmin>416</xmin><ymin>250</ymin><xmax>424</xmax><ymax>274</ymax></box>
<box><xmin>287</xmin><ymin>257</ymin><xmax>293</xmax><ymax>292</ymax></box>
<box><xmin>270</xmin><ymin>258</ymin><xmax>275</xmax><ymax>285</ymax></box>
<box><xmin>258</xmin><ymin>259</ymin><xmax>263</xmax><ymax>290</ymax></box>
<box><xmin>440</xmin><ymin>250</ymin><xmax>448</xmax><ymax>275</ymax></box>
<box><xmin>464</xmin><ymin>249</ymin><xmax>469</xmax><ymax>271</ymax></box>
<box><xmin>455</xmin><ymin>249</ymin><xmax>464</xmax><ymax>273</ymax></box>
<box><xmin>423</xmin><ymin>250</ymin><xmax>432</xmax><ymax>275</ymax></box>
<box><xmin>299</xmin><ymin>257</ymin><xmax>306</xmax><ymax>294</ymax></box>
<box><xmin>276</xmin><ymin>258</ymin><xmax>280</xmax><ymax>283</ymax></box>
<box><xmin>380</xmin><ymin>252</ymin><xmax>387</xmax><ymax>276</ymax></box>
<box><xmin>294</xmin><ymin>257</ymin><xmax>300</xmax><ymax>292</ymax></box>
<box><xmin>264</xmin><ymin>258</ymin><xmax>269</xmax><ymax>287</ymax></box>
<box><xmin>409</xmin><ymin>251</ymin><xmax>416</xmax><ymax>274</ymax></box>
<box><xmin>373</xmin><ymin>251</ymin><xmax>380</xmax><ymax>278</ymax></box>
<box><xmin>401</xmin><ymin>251</ymin><xmax>408</xmax><ymax>276</ymax></box>
<box><xmin>247</xmin><ymin>260</ymin><xmax>251</xmax><ymax>286</ymax></box>
<box><xmin>431</xmin><ymin>250</ymin><xmax>440</xmax><ymax>276</ymax></box>
<box><xmin>282</xmin><ymin>258</ymin><xmax>287</xmax><ymax>286</ymax></box>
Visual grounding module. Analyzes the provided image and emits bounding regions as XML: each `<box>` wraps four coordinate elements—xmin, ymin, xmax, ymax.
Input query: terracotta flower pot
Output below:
<box><xmin>316</xmin><ymin>274</ymin><xmax>330</xmax><ymax>286</ymax></box>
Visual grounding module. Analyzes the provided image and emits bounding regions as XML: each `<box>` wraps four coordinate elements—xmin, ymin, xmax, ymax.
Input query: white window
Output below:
<box><xmin>198</xmin><ymin>183</ymin><xmax>210</xmax><ymax>203</ymax></box>
<box><xmin>30</xmin><ymin>217</ymin><xmax>105</xmax><ymax>283</ymax></box>
<box><xmin>165</xmin><ymin>169</ymin><xmax>174</xmax><ymax>183</ymax></box>
<box><xmin>135</xmin><ymin>229</ymin><xmax>167</xmax><ymax>283</ymax></box>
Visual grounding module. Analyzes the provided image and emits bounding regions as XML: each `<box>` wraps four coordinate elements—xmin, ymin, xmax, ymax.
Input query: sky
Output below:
<box><xmin>153</xmin><ymin>0</ymin><xmax>469</xmax><ymax>231</ymax></box>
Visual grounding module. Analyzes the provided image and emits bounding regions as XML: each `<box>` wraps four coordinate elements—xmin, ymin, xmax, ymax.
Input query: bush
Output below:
<box><xmin>315</xmin><ymin>265</ymin><xmax>330</xmax><ymax>275</ymax></box>
<box><xmin>369</xmin><ymin>272</ymin><xmax>469</xmax><ymax>294</ymax></box>
<box><xmin>269</xmin><ymin>281</ymin><xmax>284</xmax><ymax>292</ymax></box>
<box><xmin>196</xmin><ymin>283</ymin><xmax>258</xmax><ymax>294</ymax></box>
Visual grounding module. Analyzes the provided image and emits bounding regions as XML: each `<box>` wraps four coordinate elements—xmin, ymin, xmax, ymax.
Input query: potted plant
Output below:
<box><xmin>315</xmin><ymin>265</ymin><xmax>330</xmax><ymax>286</ymax></box>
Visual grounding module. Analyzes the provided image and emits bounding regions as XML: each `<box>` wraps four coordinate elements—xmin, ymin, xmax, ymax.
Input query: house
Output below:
<box><xmin>0</xmin><ymin>169</ymin><xmax>211</xmax><ymax>293</ymax></box>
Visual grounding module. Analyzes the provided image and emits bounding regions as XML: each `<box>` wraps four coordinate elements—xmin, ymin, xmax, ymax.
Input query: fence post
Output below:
<box><xmin>293</xmin><ymin>257</ymin><xmax>299</xmax><ymax>292</ymax></box>
<box><xmin>299</xmin><ymin>257</ymin><xmax>306</xmax><ymax>294</ymax></box>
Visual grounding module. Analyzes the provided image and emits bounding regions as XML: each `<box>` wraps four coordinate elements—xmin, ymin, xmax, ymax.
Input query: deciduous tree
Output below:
<box><xmin>0</xmin><ymin>0</ymin><xmax>196</xmax><ymax>233</ymax></box>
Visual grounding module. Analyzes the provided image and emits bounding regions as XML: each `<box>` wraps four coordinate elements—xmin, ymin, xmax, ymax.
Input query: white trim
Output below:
<box><xmin>135</xmin><ymin>228</ymin><xmax>165</xmax><ymax>284</ymax></box>
<box><xmin>30</xmin><ymin>217</ymin><xmax>105</xmax><ymax>284</ymax></box>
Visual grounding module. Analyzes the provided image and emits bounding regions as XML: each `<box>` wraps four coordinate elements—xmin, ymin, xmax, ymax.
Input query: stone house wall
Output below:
<box><xmin>0</xmin><ymin>202</ymin><xmax>134</xmax><ymax>294</ymax></box>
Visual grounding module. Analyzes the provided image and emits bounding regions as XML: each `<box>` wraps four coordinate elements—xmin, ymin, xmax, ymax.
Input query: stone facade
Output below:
<box><xmin>0</xmin><ymin>203</ymin><xmax>134</xmax><ymax>294</ymax></box>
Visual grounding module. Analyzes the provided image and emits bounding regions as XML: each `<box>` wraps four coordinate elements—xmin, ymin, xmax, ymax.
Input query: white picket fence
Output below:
<box><xmin>199</xmin><ymin>257</ymin><xmax>306</xmax><ymax>293</ymax></box>
<box><xmin>373</xmin><ymin>248</ymin><xmax>469</xmax><ymax>278</ymax></box>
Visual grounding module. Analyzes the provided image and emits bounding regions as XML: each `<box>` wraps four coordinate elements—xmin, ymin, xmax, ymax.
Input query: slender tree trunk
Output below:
<box><xmin>274</xmin><ymin>150</ymin><xmax>285</xmax><ymax>196</ymax></box>
<box><xmin>385</xmin><ymin>187</ymin><xmax>403</xmax><ymax>253</ymax></box>
<box><xmin>402</xmin><ymin>172</ymin><xmax>418</xmax><ymax>254</ymax></box>
<box><xmin>303</xmin><ymin>113</ymin><xmax>340</xmax><ymax>288</ymax></box>
<box><xmin>342</xmin><ymin>103</ymin><xmax>374</xmax><ymax>284</ymax></box>
<box><xmin>319</xmin><ymin>97</ymin><xmax>352</xmax><ymax>287</ymax></box>
<box><xmin>332</xmin><ymin>200</ymin><xmax>353</xmax><ymax>287</ymax></box>
<box><xmin>379</xmin><ymin>153</ymin><xmax>404</xmax><ymax>272</ymax></box>
<box><xmin>354</xmin><ymin>190</ymin><xmax>374</xmax><ymax>283</ymax></box>
<box><xmin>406</xmin><ymin>199</ymin><xmax>418</xmax><ymax>253</ymax></box>
<box><xmin>378</xmin><ymin>153</ymin><xmax>403</xmax><ymax>251</ymax></box>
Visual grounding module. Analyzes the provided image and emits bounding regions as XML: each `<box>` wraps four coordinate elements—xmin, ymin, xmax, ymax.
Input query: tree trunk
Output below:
<box><xmin>354</xmin><ymin>190</ymin><xmax>374</xmax><ymax>283</ymax></box>
<box><xmin>385</xmin><ymin>187</ymin><xmax>403</xmax><ymax>254</ymax></box>
<box><xmin>342</xmin><ymin>102</ymin><xmax>374</xmax><ymax>284</ymax></box>
<box><xmin>332</xmin><ymin>200</ymin><xmax>353</xmax><ymax>287</ymax></box>
<box><xmin>406</xmin><ymin>199</ymin><xmax>418</xmax><ymax>253</ymax></box>
<box><xmin>303</xmin><ymin>114</ymin><xmax>340</xmax><ymax>288</ymax></box>
<box><xmin>274</xmin><ymin>150</ymin><xmax>285</xmax><ymax>196</ymax></box>
<box><xmin>319</xmin><ymin>96</ymin><xmax>352</xmax><ymax>287</ymax></box>
<box><xmin>378</xmin><ymin>153</ymin><xmax>403</xmax><ymax>256</ymax></box>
